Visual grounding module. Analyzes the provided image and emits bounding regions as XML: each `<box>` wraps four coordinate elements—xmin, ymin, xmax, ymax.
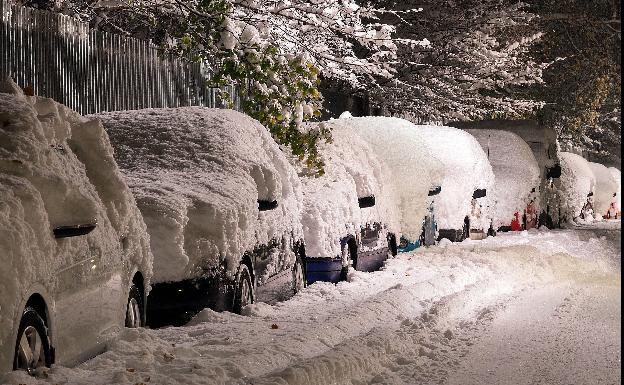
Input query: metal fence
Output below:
<box><xmin>0</xmin><ymin>0</ymin><xmax>240</xmax><ymax>115</ymax></box>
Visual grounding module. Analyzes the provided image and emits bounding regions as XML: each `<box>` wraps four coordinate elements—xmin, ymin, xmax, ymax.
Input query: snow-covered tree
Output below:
<box><xmin>24</xmin><ymin>0</ymin><xmax>424</xmax><ymax>173</ymax></box>
<box><xmin>527</xmin><ymin>0</ymin><xmax>621</xmax><ymax>166</ymax></box>
<box><xmin>362</xmin><ymin>0</ymin><xmax>547</xmax><ymax>124</ymax></box>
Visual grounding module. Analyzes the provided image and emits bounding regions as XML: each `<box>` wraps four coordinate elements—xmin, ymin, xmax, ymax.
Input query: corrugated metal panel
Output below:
<box><xmin>0</xmin><ymin>0</ymin><xmax>241</xmax><ymax>114</ymax></box>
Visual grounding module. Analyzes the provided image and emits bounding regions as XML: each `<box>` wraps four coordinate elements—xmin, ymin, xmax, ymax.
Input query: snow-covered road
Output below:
<box><xmin>3</xmin><ymin>224</ymin><xmax>620</xmax><ymax>385</ymax></box>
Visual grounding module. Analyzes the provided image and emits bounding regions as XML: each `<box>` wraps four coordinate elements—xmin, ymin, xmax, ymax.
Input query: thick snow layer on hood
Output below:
<box><xmin>415</xmin><ymin>126</ymin><xmax>495</xmax><ymax>231</ymax></box>
<box><xmin>559</xmin><ymin>152</ymin><xmax>596</xmax><ymax>221</ymax></box>
<box><xmin>465</xmin><ymin>129</ymin><xmax>540</xmax><ymax>228</ymax></box>
<box><xmin>93</xmin><ymin>108</ymin><xmax>303</xmax><ymax>283</ymax></box>
<box><xmin>298</xmin><ymin>124</ymin><xmax>401</xmax><ymax>258</ymax></box>
<box><xmin>0</xmin><ymin>83</ymin><xmax>152</xmax><ymax>364</ymax></box>
<box><xmin>587</xmin><ymin>162</ymin><xmax>618</xmax><ymax>216</ymax></box>
<box><xmin>608</xmin><ymin>167</ymin><xmax>621</xmax><ymax>210</ymax></box>
<box><xmin>322</xmin><ymin>116</ymin><xmax>444</xmax><ymax>241</ymax></box>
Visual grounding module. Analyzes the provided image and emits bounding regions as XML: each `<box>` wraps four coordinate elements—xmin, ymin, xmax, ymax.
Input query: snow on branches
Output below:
<box><xmin>48</xmin><ymin>0</ymin><xmax>424</xmax><ymax>173</ymax></box>
<box><xmin>369</xmin><ymin>0</ymin><xmax>547</xmax><ymax>124</ymax></box>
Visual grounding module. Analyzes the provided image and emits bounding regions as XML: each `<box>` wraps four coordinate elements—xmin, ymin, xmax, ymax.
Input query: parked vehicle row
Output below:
<box><xmin>1</xmin><ymin>78</ymin><xmax>620</xmax><ymax>378</ymax></box>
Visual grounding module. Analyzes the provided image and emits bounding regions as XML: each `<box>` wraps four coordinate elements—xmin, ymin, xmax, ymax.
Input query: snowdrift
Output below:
<box><xmin>93</xmin><ymin>108</ymin><xmax>304</xmax><ymax>284</ymax></box>
<box><xmin>465</xmin><ymin>129</ymin><xmax>540</xmax><ymax>229</ymax></box>
<box><xmin>0</xmin><ymin>80</ymin><xmax>152</xmax><ymax>372</ymax></box>
<box><xmin>558</xmin><ymin>152</ymin><xmax>596</xmax><ymax>222</ymax></box>
<box><xmin>416</xmin><ymin>126</ymin><xmax>495</xmax><ymax>232</ymax></box>
<box><xmin>323</xmin><ymin>115</ymin><xmax>444</xmax><ymax>241</ymax></box>
<box><xmin>298</xmin><ymin>122</ymin><xmax>401</xmax><ymax>259</ymax></box>
<box><xmin>587</xmin><ymin>162</ymin><xmax>618</xmax><ymax>217</ymax></box>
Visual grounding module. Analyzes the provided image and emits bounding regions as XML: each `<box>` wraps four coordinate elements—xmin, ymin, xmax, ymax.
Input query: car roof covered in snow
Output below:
<box><xmin>298</xmin><ymin>122</ymin><xmax>401</xmax><ymax>258</ymax></box>
<box><xmin>464</xmin><ymin>129</ymin><xmax>540</xmax><ymax>228</ymax></box>
<box><xmin>320</xmin><ymin>115</ymin><xmax>444</xmax><ymax>241</ymax></box>
<box><xmin>93</xmin><ymin>107</ymin><xmax>303</xmax><ymax>283</ymax></box>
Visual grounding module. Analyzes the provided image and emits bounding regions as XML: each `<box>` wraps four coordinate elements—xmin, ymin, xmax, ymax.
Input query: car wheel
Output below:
<box><xmin>125</xmin><ymin>284</ymin><xmax>143</xmax><ymax>328</ymax></box>
<box><xmin>13</xmin><ymin>307</ymin><xmax>52</xmax><ymax>374</ymax></box>
<box><xmin>387</xmin><ymin>234</ymin><xmax>398</xmax><ymax>256</ymax></box>
<box><xmin>233</xmin><ymin>264</ymin><xmax>253</xmax><ymax>314</ymax></box>
<box><xmin>292</xmin><ymin>256</ymin><xmax>306</xmax><ymax>294</ymax></box>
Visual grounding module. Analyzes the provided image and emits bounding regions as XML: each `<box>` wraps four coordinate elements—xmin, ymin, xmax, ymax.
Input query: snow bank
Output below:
<box><xmin>298</xmin><ymin>123</ymin><xmax>401</xmax><ymax>258</ymax></box>
<box><xmin>465</xmin><ymin>129</ymin><xmax>540</xmax><ymax>229</ymax></box>
<box><xmin>558</xmin><ymin>152</ymin><xmax>596</xmax><ymax>221</ymax></box>
<box><xmin>93</xmin><ymin>108</ymin><xmax>303</xmax><ymax>283</ymax></box>
<box><xmin>587</xmin><ymin>162</ymin><xmax>618</xmax><ymax>217</ymax></box>
<box><xmin>416</xmin><ymin>126</ymin><xmax>495</xmax><ymax>231</ymax></box>
<box><xmin>8</xmin><ymin>225</ymin><xmax>619</xmax><ymax>385</ymax></box>
<box><xmin>0</xmin><ymin>79</ymin><xmax>152</xmax><ymax>371</ymax></box>
<box><xmin>321</xmin><ymin>116</ymin><xmax>444</xmax><ymax>241</ymax></box>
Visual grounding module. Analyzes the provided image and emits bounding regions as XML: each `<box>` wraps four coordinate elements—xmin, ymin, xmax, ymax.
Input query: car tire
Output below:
<box><xmin>13</xmin><ymin>307</ymin><xmax>52</xmax><ymax>374</ymax></box>
<box><xmin>387</xmin><ymin>234</ymin><xmax>398</xmax><ymax>256</ymax></box>
<box><xmin>292</xmin><ymin>256</ymin><xmax>306</xmax><ymax>294</ymax></box>
<box><xmin>233</xmin><ymin>264</ymin><xmax>253</xmax><ymax>314</ymax></box>
<box><xmin>125</xmin><ymin>284</ymin><xmax>143</xmax><ymax>328</ymax></box>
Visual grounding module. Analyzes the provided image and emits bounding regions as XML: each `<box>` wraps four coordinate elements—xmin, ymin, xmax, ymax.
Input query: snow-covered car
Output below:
<box><xmin>558</xmin><ymin>152</ymin><xmax>597</xmax><ymax>223</ymax></box>
<box><xmin>587</xmin><ymin>162</ymin><xmax>619</xmax><ymax>219</ymax></box>
<box><xmin>300</xmin><ymin>120</ymin><xmax>401</xmax><ymax>283</ymax></box>
<box><xmin>94</xmin><ymin>108</ymin><xmax>305</xmax><ymax>326</ymax></box>
<box><xmin>608</xmin><ymin>167</ymin><xmax>621</xmax><ymax>218</ymax></box>
<box><xmin>465</xmin><ymin>129</ymin><xmax>541</xmax><ymax>232</ymax></box>
<box><xmin>327</xmin><ymin>114</ymin><xmax>444</xmax><ymax>251</ymax></box>
<box><xmin>0</xmin><ymin>82</ymin><xmax>152</xmax><ymax>377</ymax></box>
<box><xmin>451</xmin><ymin>119</ymin><xmax>562</xmax><ymax>228</ymax></box>
<box><xmin>416</xmin><ymin>125</ymin><xmax>495</xmax><ymax>241</ymax></box>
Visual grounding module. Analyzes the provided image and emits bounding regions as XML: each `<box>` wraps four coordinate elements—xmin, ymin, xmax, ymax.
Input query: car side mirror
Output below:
<box><xmin>472</xmin><ymin>189</ymin><xmax>487</xmax><ymax>199</ymax></box>
<box><xmin>53</xmin><ymin>223</ymin><xmax>97</xmax><ymax>239</ymax></box>
<box><xmin>546</xmin><ymin>164</ymin><xmax>561</xmax><ymax>179</ymax></box>
<box><xmin>258</xmin><ymin>200</ymin><xmax>278</xmax><ymax>211</ymax></box>
<box><xmin>428</xmin><ymin>186</ymin><xmax>442</xmax><ymax>196</ymax></box>
<box><xmin>358</xmin><ymin>196</ymin><xmax>376</xmax><ymax>208</ymax></box>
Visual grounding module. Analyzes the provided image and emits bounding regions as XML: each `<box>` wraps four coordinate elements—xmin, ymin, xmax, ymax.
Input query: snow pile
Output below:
<box><xmin>298</xmin><ymin>123</ymin><xmax>401</xmax><ymax>258</ymax></box>
<box><xmin>322</xmin><ymin>116</ymin><xmax>444</xmax><ymax>241</ymax></box>
<box><xmin>93</xmin><ymin>108</ymin><xmax>303</xmax><ymax>283</ymax></box>
<box><xmin>465</xmin><ymin>129</ymin><xmax>540</xmax><ymax>229</ymax></box>
<box><xmin>558</xmin><ymin>152</ymin><xmax>596</xmax><ymax>222</ymax></box>
<box><xmin>587</xmin><ymin>162</ymin><xmax>618</xmax><ymax>218</ymax></box>
<box><xmin>416</xmin><ymin>126</ymin><xmax>495</xmax><ymax>231</ymax></box>
<box><xmin>0</xmin><ymin>79</ymin><xmax>152</xmax><ymax>371</ymax></box>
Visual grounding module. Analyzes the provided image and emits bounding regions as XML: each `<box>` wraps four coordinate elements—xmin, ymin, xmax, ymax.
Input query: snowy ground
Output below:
<box><xmin>4</xmin><ymin>223</ymin><xmax>620</xmax><ymax>385</ymax></box>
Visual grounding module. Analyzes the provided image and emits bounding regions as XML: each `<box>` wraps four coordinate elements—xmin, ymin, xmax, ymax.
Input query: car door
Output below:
<box><xmin>52</xmin><ymin>232</ymin><xmax>109</xmax><ymax>366</ymax></box>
